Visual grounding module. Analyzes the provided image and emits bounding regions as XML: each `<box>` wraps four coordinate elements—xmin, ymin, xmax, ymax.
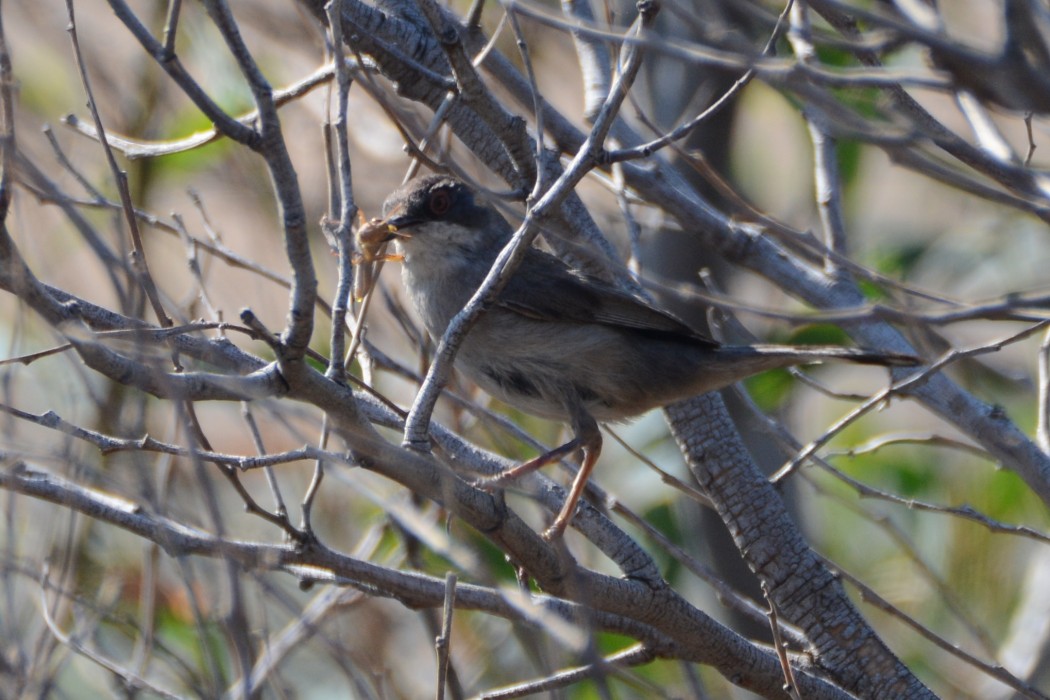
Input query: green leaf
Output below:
<box><xmin>744</xmin><ymin>368</ymin><xmax>795</xmax><ymax>411</ymax></box>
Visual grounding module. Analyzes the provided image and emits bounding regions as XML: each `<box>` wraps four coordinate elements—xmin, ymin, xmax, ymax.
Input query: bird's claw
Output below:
<box><xmin>540</xmin><ymin>524</ymin><xmax>562</xmax><ymax>541</ymax></box>
<box><xmin>471</xmin><ymin>475</ymin><xmax>504</xmax><ymax>493</ymax></box>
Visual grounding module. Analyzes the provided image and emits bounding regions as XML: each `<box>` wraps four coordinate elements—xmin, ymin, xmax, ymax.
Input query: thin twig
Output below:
<box><xmin>435</xmin><ymin>572</ymin><xmax>458</xmax><ymax>700</ymax></box>
<box><xmin>65</xmin><ymin>0</ymin><xmax>171</xmax><ymax>328</ymax></box>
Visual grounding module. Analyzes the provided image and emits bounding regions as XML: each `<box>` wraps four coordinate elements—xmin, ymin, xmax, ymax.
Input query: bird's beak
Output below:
<box><xmin>374</xmin><ymin>211</ymin><xmax>419</xmax><ymax>242</ymax></box>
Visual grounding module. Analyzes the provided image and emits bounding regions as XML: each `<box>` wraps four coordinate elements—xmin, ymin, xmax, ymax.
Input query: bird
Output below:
<box><xmin>368</xmin><ymin>174</ymin><xmax>918</xmax><ymax>539</ymax></box>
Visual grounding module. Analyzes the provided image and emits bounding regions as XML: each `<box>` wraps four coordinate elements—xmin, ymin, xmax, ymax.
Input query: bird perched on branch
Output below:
<box><xmin>370</xmin><ymin>174</ymin><xmax>917</xmax><ymax>539</ymax></box>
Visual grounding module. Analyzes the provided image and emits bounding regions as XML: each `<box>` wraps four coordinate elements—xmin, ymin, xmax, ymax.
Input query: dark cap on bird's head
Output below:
<box><xmin>380</xmin><ymin>175</ymin><xmax>492</xmax><ymax>235</ymax></box>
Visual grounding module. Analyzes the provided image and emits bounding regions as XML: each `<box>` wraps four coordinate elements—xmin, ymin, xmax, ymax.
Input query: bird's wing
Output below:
<box><xmin>495</xmin><ymin>249</ymin><xmax>719</xmax><ymax>346</ymax></box>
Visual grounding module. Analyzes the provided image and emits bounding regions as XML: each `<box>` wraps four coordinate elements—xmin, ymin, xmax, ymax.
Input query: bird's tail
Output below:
<box><xmin>722</xmin><ymin>344</ymin><xmax>921</xmax><ymax>371</ymax></box>
<box><xmin>663</xmin><ymin>344</ymin><xmax>922</xmax><ymax>401</ymax></box>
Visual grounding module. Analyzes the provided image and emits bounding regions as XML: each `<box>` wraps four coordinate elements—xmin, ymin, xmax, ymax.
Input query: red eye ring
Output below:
<box><xmin>429</xmin><ymin>189</ymin><xmax>452</xmax><ymax>216</ymax></box>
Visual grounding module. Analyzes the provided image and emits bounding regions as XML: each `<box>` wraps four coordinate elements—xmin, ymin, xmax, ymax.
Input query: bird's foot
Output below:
<box><xmin>471</xmin><ymin>474</ymin><xmax>507</xmax><ymax>492</ymax></box>
<box><xmin>541</xmin><ymin>522</ymin><xmax>566</xmax><ymax>541</ymax></box>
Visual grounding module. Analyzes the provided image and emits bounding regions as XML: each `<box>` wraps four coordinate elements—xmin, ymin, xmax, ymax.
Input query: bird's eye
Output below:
<box><xmin>429</xmin><ymin>189</ymin><xmax>452</xmax><ymax>216</ymax></box>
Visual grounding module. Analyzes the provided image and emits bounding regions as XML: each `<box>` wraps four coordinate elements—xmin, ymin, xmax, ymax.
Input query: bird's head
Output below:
<box><xmin>370</xmin><ymin>175</ymin><xmax>510</xmax><ymax>259</ymax></box>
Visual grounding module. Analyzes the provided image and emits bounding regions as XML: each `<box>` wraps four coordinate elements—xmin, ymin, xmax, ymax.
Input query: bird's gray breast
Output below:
<box><xmin>397</xmin><ymin>235</ymin><xmax>494</xmax><ymax>340</ymax></box>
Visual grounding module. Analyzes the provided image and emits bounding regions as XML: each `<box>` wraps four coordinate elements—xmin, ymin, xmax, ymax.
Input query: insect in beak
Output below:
<box><xmin>352</xmin><ymin>214</ymin><xmax>409</xmax><ymax>301</ymax></box>
<box><xmin>356</xmin><ymin>219</ymin><xmax>399</xmax><ymax>248</ymax></box>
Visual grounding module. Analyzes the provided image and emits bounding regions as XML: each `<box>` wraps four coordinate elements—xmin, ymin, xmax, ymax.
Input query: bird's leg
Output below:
<box><xmin>542</xmin><ymin>410</ymin><xmax>601</xmax><ymax>540</ymax></box>
<box><xmin>474</xmin><ymin>437</ymin><xmax>581</xmax><ymax>489</ymax></box>
<box><xmin>473</xmin><ymin>399</ymin><xmax>602</xmax><ymax>540</ymax></box>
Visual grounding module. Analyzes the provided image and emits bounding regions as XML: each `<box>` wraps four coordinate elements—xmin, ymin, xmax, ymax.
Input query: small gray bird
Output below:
<box><xmin>374</xmin><ymin>175</ymin><xmax>917</xmax><ymax>539</ymax></box>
